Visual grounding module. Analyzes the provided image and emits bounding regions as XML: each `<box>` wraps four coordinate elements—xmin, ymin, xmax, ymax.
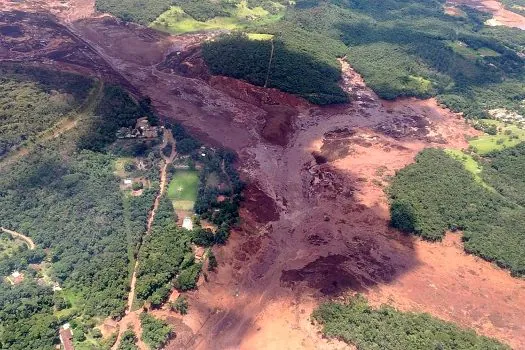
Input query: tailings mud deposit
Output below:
<box><xmin>447</xmin><ymin>0</ymin><xmax>525</xmax><ymax>29</ymax></box>
<box><xmin>2</xmin><ymin>1</ymin><xmax>525</xmax><ymax>349</ymax></box>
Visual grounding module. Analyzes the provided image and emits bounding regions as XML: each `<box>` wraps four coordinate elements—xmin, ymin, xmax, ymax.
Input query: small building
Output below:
<box><xmin>123</xmin><ymin>179</ymin><xmax>133</xmax><ymax>186</ymax></box>
<box><xmin>194</xmin><ymin>246</ymin><xmax>205</xmax><ymax>261</ymax></box>
<box><xmin>7</xmin><ymin>271</ymin><xmax>24</xmax><ymax>285</ymax></box>
<box><xmin>52</xmin><ymin>282</ymin><xmax>62</xmax><ymax>292</ymax></box>
<box><xmin>59</xmin><ymin>324</ymin><xmax>74</xmax><ymax>350</ymax></box>
<box><xmin>182</xmin><ymin>217</ymin><xmax>193</xmax><ymax>231</ymax></box>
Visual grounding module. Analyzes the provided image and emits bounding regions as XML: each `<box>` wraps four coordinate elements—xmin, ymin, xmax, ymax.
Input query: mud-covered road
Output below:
<box><xmin>2</xmin><ymin>0</ymin><xmax>525</xmax><ymax>349</ymax></box>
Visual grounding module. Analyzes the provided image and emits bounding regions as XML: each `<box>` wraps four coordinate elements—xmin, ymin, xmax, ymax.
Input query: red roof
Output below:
<box><xmin>59</xmin><ymin>328</ymin><xmax>74</xmax><ymax>350</ymax></box>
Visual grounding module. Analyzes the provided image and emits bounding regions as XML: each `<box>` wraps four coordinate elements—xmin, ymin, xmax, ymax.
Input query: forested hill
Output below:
<box><xmin>96</xmin><ymin>0</ymin><xmax>525</xmax><ymax>116</ymax></box>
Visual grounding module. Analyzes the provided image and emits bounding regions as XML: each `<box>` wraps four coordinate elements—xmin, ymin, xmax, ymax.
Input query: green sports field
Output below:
<box><xmin>167</xmin><ymin>170</ymin><xmax>199</xmax><ymax>210</ymax></box>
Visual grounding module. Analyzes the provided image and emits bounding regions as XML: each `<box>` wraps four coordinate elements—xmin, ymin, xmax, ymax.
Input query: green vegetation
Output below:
<box><xmin>0</xmin><ymin>282</ymin><xmax>59</xmax><ymax>350</ymax></box>
<box><xmin>0</xmin><ymin>66</ymin><xmax>161</xmax><ymax>347</ymax></box>
<box><xmin>118</xmin><ymin>329</ymin><xmax>138</xmax><ymax>350</ymax></box>
<box><xmin>167</xmin><ymin>170</ymin><xmax>199</xmax><ymax>210</ymax></box>
<box><xmin>0</xmin><ymin>235</ymin><xmax>27</xmax><ymax>258</ymax></box>
<box><xmin>444</xmin><ymin>149</ymin><xmax>494</xmax><ymax>191</ymax></box>
<box><xmin>312</xmin><ymin>296</ymin><xmax>509</xmax><ymax>350</ymax></box>
<box><xmin>140</xmin><ymin>313</ymin><xmax>173</xmax><ymax>349</ymax></box>
<box><xmin>482</xmin><ymin>142</ymin><xmax>525</xmax><ymax>207</ymax></box>
<box><xmin>170</xmin><ymin>295</ymin><xmax>188</xmax><ymax>315</ymax></box>
<box><xmin>469</xmin><ymin>119</ymin><xmax>525</xmax><ymax>154</ymax></box>
<box><xmin>94</xmin><ymin>0</ymin><xmax>173</xmax><ymax>24</ymax></box>
<box><xmin>0</xmin><ymin>64</ymin><xmax>93</xmax><ymax>157</ymax></box>
<box><xmin>134</xmin><ymin>222</ymin><xmax>194</xmax><ymax>307</ymax></box>
<box><xmin>389</xmin><ymin>148</ymin><xmax>525</xmax><ymax>276</ymax></box>
<box><xmin>501</xmin><ymin>0</ymin><xmax>525</xmax><ymax>16</ymax></box>
<box><xmin>150</xmin><ymin>0</ymin><xmax>286</xmax><ymax>34</ymax></box>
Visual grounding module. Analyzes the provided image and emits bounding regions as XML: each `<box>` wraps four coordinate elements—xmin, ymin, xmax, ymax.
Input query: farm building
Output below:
<box><xmin>59</xmin><ymin>323</ymin><xmax>74</xmax><ymax>350</ymax></box>
<box><xmin>182</xmin><ymin>217</ymin><xmax>193</xmax><ymax>230</ymax></box>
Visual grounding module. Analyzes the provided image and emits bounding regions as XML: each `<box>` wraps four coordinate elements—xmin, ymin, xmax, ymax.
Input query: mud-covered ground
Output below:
<box><xmin>2</xmin><ymin>1</ymin><xmax>525</xmax><ymax>349</ymax></box>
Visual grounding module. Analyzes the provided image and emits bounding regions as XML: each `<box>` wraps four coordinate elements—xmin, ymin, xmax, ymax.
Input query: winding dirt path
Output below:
<box><xmin>0</xmin><ymin>227</ymin><xmax>36</xmax><ymax>250</ymax></box>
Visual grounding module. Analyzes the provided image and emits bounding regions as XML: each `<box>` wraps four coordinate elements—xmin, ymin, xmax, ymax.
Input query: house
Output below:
<box><xmin>116</xmin><ymin>117</ymin><xmax>160</xmax><ymax>139</ymax></box>
<box><xmin>7</xmin><ymin>271</ymin><xmax>24</xmax><ymax>285</ymax></box>
<box><xmin>194</xmin><ymin>246</ymin><xmax>205</xmax><ymax>261</ymax></box>
<box><xmin>182</xmin><ymin>217</ymin><xmax>193</xmax><ymax>230</ymax></box>
<box><xmin>59</xmin><ymin>324</ymin><xmax>74</xmax><ymax>350</ymax></box>
<box><xmin>123</xmin><ymin>179</ymin><xmax>133</xmax><ymax>186</ymax></box>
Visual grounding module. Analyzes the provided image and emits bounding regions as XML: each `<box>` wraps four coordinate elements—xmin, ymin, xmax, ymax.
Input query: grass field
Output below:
<box><xmin>444</xmin><ymin>149</ymin><xmax>495</xmax><ymax>191</ymax></box>
<box><xmin>149</xmin><ymin>1</ymin><xmax>284</xmax><ymax>34</ymax></box>
<box><xmin>469</xmin><ymin>119</ymin><xmax>525</xmax><ymax>154</ymax></box>
<box><xmin>167</xmin><ymin>170</ymin><xmax>199</xmax><ymax>210</ymax></box>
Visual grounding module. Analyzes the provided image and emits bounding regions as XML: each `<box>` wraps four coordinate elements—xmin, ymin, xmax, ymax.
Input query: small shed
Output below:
<box><xmin>182</xmin><ymin>217</ymin><xmax>193</xmax><ymax>230</ymax></box>
<box><xmin>59</xmin><ymin>323</ymin><xmax>74</xmax><ymax>350</ymax></box>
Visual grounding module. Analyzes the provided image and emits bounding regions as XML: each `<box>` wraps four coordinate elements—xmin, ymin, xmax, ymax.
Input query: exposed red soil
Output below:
<box><xmin>447</xmin><ymin>0</ymin><xmax>525</xmax><ymax>29</ymax></box>
<box><xmin>3</xmin><ymin>1</ymin><xmax>525</xmax><ymax>349</ymax></box>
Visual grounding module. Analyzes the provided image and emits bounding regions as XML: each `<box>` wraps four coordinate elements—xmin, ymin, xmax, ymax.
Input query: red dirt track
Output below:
<box><xmin>2</xmin><ymin>0</ymin><xmax>525</xmax><ymax>349</ymax></box>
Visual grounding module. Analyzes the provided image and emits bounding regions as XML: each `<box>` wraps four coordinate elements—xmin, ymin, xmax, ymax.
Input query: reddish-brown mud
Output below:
<box><xmin>2</xmin><ymin>1</ymin><xmax>525</xmax><ymax>349</ymax></box>
<box><xmin>447</xmin><ymin>0</ymin><xmax>525</xmax><ymax>29</ymax></box>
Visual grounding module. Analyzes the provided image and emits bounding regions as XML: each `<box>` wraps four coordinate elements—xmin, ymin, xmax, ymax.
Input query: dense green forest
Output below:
<box><xmin>94</xmin><ymin>0</ymin><xmax>173</xmax><ymax>24</ymax></box>
<box><xmin>202</xmin><ymin>31</ymin><xmax>349</xmax><ymax>104</ymax></box>
<box><xmin>312</xmin><ymin>296</ymin><xmax>509</xmax><ymax>350</ymax></box>
<box><xmin>501</xmin><ymin>0</ymin><xmax>525</xmax><ymax>16</ymax></box>
<box><xmin>0</xmin><ymin>64</ymin><xmax>93</xmax><ymax>157</ymax></box>
<box><xmin>0</xmin><ymin>282</ymin><xmax>59</xmax><ymax>349</ymax></box>
<box><xmin>135</xmin><ymin>220</ymin><xmax>195</xmax><ymax>307</ymax></box>
<box><xmin>139</xmin><ymin>313</ymin><xmax>173</xmax><ymax>349</ymax></box>
<box><xmin>389</xmin><ymin>147</ymin><xmax>525</xmax><ymax>276</ymax></box>
<box><xmin>0</xmin><ymin>65</ymin><xmax>161</xmax><ymax>347</ymax></box>
<box><xmin>95</xmin><ymin>0</ymin><xmax>525</xmax><ymax>115</ymax></box>
<box><xmin>95</xmin><ymin>0</ymin><xmax>525</xmax><ymax>113</ymax></box>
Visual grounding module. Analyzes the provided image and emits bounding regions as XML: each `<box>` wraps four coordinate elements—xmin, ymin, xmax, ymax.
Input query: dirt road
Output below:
<box><xmin>0</xmin><ymin>227</ymin><xmax>36</xmax><ymax>250</ymax></box>
<box><xmin>112</xmin><ymin>130</ymin><xmax>176</xmax><ymax>350</ymax></box>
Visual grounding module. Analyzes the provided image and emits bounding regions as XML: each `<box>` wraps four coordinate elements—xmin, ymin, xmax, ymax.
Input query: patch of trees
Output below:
<box><xmin>0</xmin><ymin>247</ymin><xmax>46</xmax><ymax>277</ymax></box>
<box><xmin>501</xmin><ymin>0</ymin><xmax>525</xmax><ymax>16</ymax></box>
<box><xmin>77</xmin><ymin>85</ymin><xmax>151</xmax><ymax>151</ymax></box>
<box><xmin>0</xmin><ymin>64</ymin><xmax>93</xmax><ymax>157</ymax></box>
<box><xmin>134</xmin><ymin>222</ymin><xmax>195</xmax><ymax>307</ymax></box>
<box><xmin>312</xmin><ymin>295</ymin><xmax>509</xmax><ymax>350</ymax></box>
<box><xmin>170</xmin><ymin>123</ymin><xmax>202</xmax><ymax>155</ymax></box>
<box><xmin>202</xmin><ymin>32</ymin><xmax>348</xmax><ymax>105</ymax></box>
<box><xmin>389</xmin><ymin>148</ymin><xmax>525</xmax><ymax>276</ymax></box>
<box><xmin>0</xmin><ymin>148</ymin><xmax>135</xmax><ymax>317</ymax></box>
<box><xmin>194</xmin><ymin>149</ymin><xmax>243</xmax><ymax>237</ymax></box>
<box><xmin>0</xmin><ymin>282</ymin><xmax>59</xmax><ymax>349</ymax></box>
<box><xmin>174</xmin><ymin>0</ymin><xmax>230</xmax><ymax>21</ymax></box>
<box><xmin>482</xmin><ymin>142</ymin><xmax>525</xmax><ymax>206</ymax></box>
<box><xmin>140</xmin><ymin>313</ymin><xmax>173</xmax><ymax>349</ymax></box>
<box><xmin>94</xmin><ymin>0</ymin><xmax>173</xmax><ymax>24</ymax></box>
<box><xmin>118</xmin><ymin>329</ymin><xmax>138</xmax><ymax>350</ymax></box>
